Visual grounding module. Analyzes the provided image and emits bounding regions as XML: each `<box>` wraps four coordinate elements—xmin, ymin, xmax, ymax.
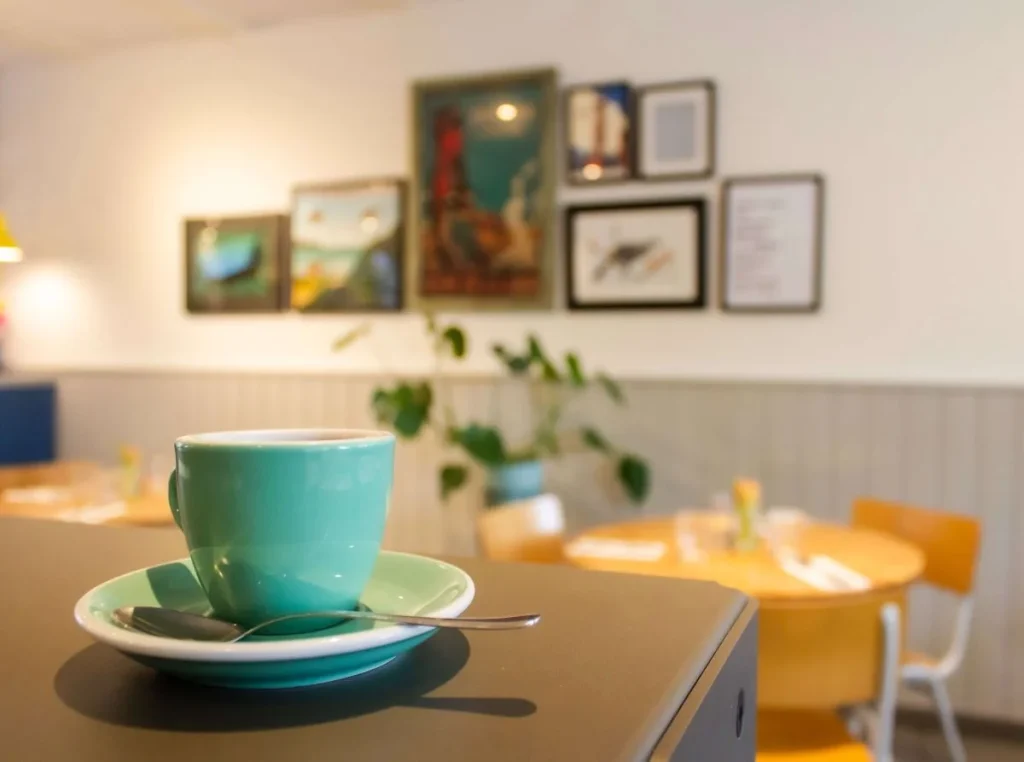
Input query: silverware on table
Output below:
<box><xmin>112</xmin><ymin>605</ymin><xmax>541</xmax><ymax>643</ymax></box>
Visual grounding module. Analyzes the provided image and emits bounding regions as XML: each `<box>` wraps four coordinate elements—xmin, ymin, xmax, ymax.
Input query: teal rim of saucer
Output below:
<box><xmin>74</xmin><ymin>551</ymin><xmax>474</xmax><ymax>689</ymax></box>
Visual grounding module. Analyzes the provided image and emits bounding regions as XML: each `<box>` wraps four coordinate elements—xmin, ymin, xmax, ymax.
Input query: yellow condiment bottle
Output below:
<box><xmin>733</xmin><ymin>478</ymin><xmax>762</xmax><ymax>552</ymax></box>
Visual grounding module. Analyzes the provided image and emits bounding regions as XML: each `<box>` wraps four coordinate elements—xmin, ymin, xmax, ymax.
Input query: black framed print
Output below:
<box><xmin>564</xmin><ymin>81</ymin><xmax>635</xmax><ymax>184</ymax></box>
<box><xmin>637</xmin><ymin>80</ymin><xmax>715</xmax><ymax>180</ymax></box>
<box><xmin>565</xmin><ymin>199</ymin><xmax>706</xmax><ymax>310</ymax></box>
<box><xmin>720</xmin><ymin>174</ymin><xmax>824</xmax><ymax>313</ymax></box>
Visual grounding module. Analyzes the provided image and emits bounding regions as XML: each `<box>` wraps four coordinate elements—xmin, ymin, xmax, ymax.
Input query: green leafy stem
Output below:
<box><xmin>333</xmin><ymin>317</ymin><xmax>651</xmax><ymax>506</ymax></box>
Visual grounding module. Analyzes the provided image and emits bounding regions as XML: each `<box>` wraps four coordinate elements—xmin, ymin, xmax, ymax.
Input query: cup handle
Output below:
<box><xmin>168</xmin><ymin>469</ymin><xmax>183</xmax><ymax>530</ymax></box>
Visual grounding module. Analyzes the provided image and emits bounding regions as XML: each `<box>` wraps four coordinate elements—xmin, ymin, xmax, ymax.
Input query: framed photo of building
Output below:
<box><xmin>565</xmin><ymin>81</ymin><xmax>634</xmax><ymax>184</ymax></box>
<box><xmin>566</xmin><ymin>199</ymin><xmax>706</xmax><ymax>310</ymax></box>
<box><xmin>637</xmin><ymin>80</ymin><xmax>715</xmax><ymax>180</ymax></box>
<box><xmin>184</xmin><ymin>214</ymin><xmax>287</xmax><ymax>313</ymax></box>
<box><xmin>720</xmin><ymin>174</ymin><xmax>824</xmax><ymax>313</ymax></box>
<box><xmin>290</xmin><ymin>178</ymin><xmax>405</xmax><ymax>312</ymax></box>
<box><xmin>410</xmin><ymin>68</ymin><xmax>557</xmax><ymax>310</ymax></box>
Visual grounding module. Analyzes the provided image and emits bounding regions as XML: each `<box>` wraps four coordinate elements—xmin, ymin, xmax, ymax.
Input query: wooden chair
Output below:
<box><xmin>756</xmin><ymin>595</ymin><xmax>902</xmax><ymax>762</ymax></box>
<box><xmin>476</xmin><ymin>494</ymin><xmax>565</xmax><ymax>564</ymax></box>
<box><xmin>851</xmin><ymin>498</ymin><xmax>981</xmax><ymax>762</ymax></box>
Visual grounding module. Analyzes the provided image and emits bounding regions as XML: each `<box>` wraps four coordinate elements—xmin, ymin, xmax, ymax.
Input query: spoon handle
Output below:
<box><xmin>243</xmin><ymin>609</ymin><xmax>541</xmax><ymax>636</ymax></box>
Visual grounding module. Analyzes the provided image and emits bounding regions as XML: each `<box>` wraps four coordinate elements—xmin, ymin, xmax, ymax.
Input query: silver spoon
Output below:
<box><xmin>113</xmin><ymin>605</ymin><xmax>540</xmax><ymax>643</ymax></box>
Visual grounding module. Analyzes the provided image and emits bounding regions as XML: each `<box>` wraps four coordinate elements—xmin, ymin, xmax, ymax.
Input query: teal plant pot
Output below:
<box><xmin>485</xmin><ymin>460</ymin><xmax>544</xmax><ymax>508</ymax></box>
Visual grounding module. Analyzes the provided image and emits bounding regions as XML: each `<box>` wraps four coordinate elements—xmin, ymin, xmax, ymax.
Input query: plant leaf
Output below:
<box><xmin>565</xmin><ymin>353</ymin><xmax>585</xmax><ymax>386</ymax></box>
<box><xmin>509</xmin><ymin>356</ymin><xmax>531</xmax><ymax>374</ymax></box>
<box><xmin>492</xmin><ymin>343</ymin><xmax>532</xmax><ymax>376</ymax></box>
<box><xmin>581</xmin><ymin>426</ymin><xmax>610</xmax><ymax>453</ymax></box>
<box><xmin>411</xmin><ymin>381</ymin><xmax>433</xmax><ymax>409</ymax></box>
<box><xmin>332</xmin><ymin>322</ymin><xmax>371</xmax><ymax>351</ymax></box>
<box><xmin>440</xmin><ymin>464</ymin><xmax>468</xmax><ymax>500</ymax></box>
<box><xmin>424</xmin><ymin>311</ymin><xmax>438</xmax><ymax>335</ymax></box>
<box><xmin>596</xmin><ymin>372</ymin><xmax>625</xmax><ymax>405</ymax></box>
<box><xmin>527</xmin><ymin>335</ymin><xmax>544</xmax><ymax>360</ymax></box>
<box><xmin>371</xmin><ymin>387</ymin><xmax>394</xmax><ymax>424</ymax></box>
<box><xmin>527</xmin><ymin>334</ymin><xmax>561</xmax><ymax>382</ymax></box>
<box><xmin>450</xmin><ymin>424</ymin><xmax>507</xmax><ymax>466</ymax></box>
<box><xmin>442</xmin><ymin>326</ymin><xmax>466</xmax><ymax>358</ymax></box>
<box><xmin>374</xmin><ymin>382</ymin><xmax>432</xmax><ymax>438</ymax></box>
<box><xmin>618</xmin><ymin>455</ymin><xmax>650</xmax><ymax>504</ymax></box>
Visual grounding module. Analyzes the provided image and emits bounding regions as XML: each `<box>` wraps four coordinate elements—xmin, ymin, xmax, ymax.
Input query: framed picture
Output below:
<box><xmin>184</xmin><ymin>214</ymin><xmax>287</xmax><ymax>313</ymax></box>
<box><xmin>637</xmin><ymin>80</ymin><xmax>715</xmax><ymax>180</ymax></box>
<box><xmin>410</xmin><ymin>67</ymin><xmax>556</xmax><ymax>310</ymax></box>
<box><xmin>564</xmin><ymin>81</ymin><xmax>634</xmax><ymax>184</ymax></box>
<box><xmin>290</xmin><ymin>178</ymin><xmax>405</xmax><ymax>312</ymax></box>
<box><xmin>565</xmin><ymin>199</ymin><xmax>706</xmax><ymax>310</ymax></box>
<box><xmin>720</xmin><ymin>174</ymin><xmax>824</xmax><ymax>313</ymax></box>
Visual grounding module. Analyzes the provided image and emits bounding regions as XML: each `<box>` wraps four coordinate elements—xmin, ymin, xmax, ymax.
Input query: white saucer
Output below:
<box><xmin>74</xmin><ymin>551</ymin><xmax>475</xmax><ymax>688</ymax></box>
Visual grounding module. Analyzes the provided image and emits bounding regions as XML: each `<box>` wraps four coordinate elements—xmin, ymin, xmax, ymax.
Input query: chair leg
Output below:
<box><xmin>929</xmin><ymin>678</ymin><xmax>967</xmax><ymax>762</ymax></box>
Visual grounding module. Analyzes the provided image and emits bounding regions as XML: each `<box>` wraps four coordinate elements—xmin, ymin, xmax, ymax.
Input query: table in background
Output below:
<box><xmin>566</xmin><ymin>517</ymin><xmax>924</xmax><ymax>601</ymax></box>
<box><xmin>0</xmin><ymin>461</ymin><xmax>174</xmax><ymax>527</ymax></box>
<box><xmin>566</xmin><ymin>516</ymin><xmax>926</xmax><ymax>708</ymax></box>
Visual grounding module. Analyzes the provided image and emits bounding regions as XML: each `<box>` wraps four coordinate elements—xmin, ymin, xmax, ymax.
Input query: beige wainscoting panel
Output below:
<box><xmin>47</xmin><ymin>370</ymin><xmax>1023</xmax><ymax>722</ymax></box>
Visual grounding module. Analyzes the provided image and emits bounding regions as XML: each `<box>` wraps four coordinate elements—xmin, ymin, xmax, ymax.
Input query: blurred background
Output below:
<box><xmin>0</xmin><ymin>1</ymin><xmax>1021</xmax><ymax>759</ymax></box>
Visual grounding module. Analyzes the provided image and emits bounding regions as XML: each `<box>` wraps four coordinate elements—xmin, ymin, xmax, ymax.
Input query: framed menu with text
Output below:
<box><xmin>720</xmin><ymin>174</ymin><xmax>824</xmax><ymax>312</ymax></box>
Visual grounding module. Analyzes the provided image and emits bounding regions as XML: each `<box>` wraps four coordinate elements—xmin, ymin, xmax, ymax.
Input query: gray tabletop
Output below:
<box><xmin>0</xmin><ymin>518</ymin><xmax>747</xmax><ymax>761</ymax></box>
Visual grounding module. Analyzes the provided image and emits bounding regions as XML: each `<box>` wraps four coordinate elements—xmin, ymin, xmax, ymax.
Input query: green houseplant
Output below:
<box><xmin>333</xmin><ymin>315</ymin><xmax>650</xmax><ymax>507</ymax></box>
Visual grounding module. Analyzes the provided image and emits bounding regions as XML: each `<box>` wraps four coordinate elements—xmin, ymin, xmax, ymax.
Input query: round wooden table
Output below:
<box><xmin>565</xmin><ymin>516</ymin><xmax>924</xmax><ymax>602</ymax></box>
<box><xmin>565</xmin><ymin>515</ymin><xmax>926</xmax><ymax>709</ymax></box>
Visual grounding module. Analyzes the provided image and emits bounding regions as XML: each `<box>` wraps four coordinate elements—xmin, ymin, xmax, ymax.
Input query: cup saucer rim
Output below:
<box><xmin>73</xmin><ymin>551</ymin><xmax>474</xmax><ymax>664</ymax></box>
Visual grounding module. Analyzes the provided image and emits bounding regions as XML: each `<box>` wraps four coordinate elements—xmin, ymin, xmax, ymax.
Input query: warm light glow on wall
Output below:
<box><xmin>9</xmin><ymin>267</ymin><xmax>86</xmax><ymax>327</ymax></box>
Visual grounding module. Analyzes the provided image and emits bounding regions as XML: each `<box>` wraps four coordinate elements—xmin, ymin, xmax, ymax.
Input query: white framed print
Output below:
<box><xmin>720</xmin><ymin>174</ymin><xmax>825</xmax><ymax>313</ymax></box>
<box><xmin>565</xmin><ymin>199</ymin><xmax>706</xmax><ymax>310</ymax></box>
<box><xmin>637</xmin><ymin>80</ymin><xmax>715</xmax><ymax>180</ymax></box>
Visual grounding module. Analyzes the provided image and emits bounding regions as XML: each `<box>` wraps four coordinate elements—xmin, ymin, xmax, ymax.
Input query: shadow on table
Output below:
<box><xmin>54</xmin><ymin>629</ymin><xmax>535</xmax><ymax>732</ymax></box>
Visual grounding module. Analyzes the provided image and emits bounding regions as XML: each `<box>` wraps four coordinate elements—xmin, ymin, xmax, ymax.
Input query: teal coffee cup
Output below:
<box><xmin>169</xmin><ymin>429</ymin><xmax>395</xmax><ymax>631</ymax></box>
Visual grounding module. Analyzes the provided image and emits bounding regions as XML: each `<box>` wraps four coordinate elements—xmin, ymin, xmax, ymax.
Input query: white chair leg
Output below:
<box><xmin>930</xmin><ymin>678</ymin><xmax>967</xmax><ymax>762</ymax></box>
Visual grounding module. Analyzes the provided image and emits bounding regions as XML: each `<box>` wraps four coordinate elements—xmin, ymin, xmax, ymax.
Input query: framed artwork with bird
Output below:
<box><xmin>565</xmin><ymin>199</ymin><xmax>706</xmax><ymax>310</ymax></box>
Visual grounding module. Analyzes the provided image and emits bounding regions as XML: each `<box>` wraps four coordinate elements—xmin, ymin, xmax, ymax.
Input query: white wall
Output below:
<box><xmin>2</xmin><ymin>0</ymin><xmax>1023</xmax><ymax>383</ymax></box>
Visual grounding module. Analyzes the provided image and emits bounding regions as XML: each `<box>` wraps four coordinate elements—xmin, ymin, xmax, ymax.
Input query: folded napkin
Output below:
<box><xmin>1</xmin><ymin>486</ymin><xmax>74</xmax><ymax>504</ymax></box>
<box><xmin>808</xmin><ymin>555</ymin><xmax>871</xmax><ymax>591</ymax></box>
<box><xmin>57</xmin><ymin>501</ymin><xmax>127</xmax><ymax>525</ymax></box>
<box><xmin>567</xmin><ymin>538</ymin><xmax>667</xmax><ymax>562</ymax></box>
<box><xmin>778</xmin><ymin>554</ymin><xmax>842</xmax><ymax>591</ymax></box>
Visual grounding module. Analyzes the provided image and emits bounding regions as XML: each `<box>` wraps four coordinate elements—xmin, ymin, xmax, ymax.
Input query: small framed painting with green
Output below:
<box><xmin>290</xmin><ymin>178</ymin><xmax>405</xmax><ymax>312</ymax></box>
<box><xmin>409</xmin><ymin>68</ymin><xmax>557</xmax><ymax>310</ymax></box>
<box><xmin>184</xmin><ymin>215</ymin><xmax>287</xmax><ymax>313</ymax></box>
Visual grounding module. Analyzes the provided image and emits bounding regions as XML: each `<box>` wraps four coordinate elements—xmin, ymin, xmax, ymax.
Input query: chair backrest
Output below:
<box><xmin>851</xmin><ymin>498</ymin><xmax>981</xmax><ymax>595</ymax></box>
<box><xmin>759</xmin><ymin>592</ymin><xmax>902</xmax><ymax>712</ymax></box>
<box><xmin>476</xmin><ymin>494</ymin><xmax>565</xmax><ymax>564</ymax></box>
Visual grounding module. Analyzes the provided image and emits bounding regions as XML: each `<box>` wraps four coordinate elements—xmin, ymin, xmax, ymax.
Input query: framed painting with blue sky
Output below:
<box><xmin>184</xmin><ymin>214</ymin><xmax>287</xmax><ymax>313</ymax></box>
<box><xmin>565</xmin><ymin>81</ymin><xmax>634</xmax><ymax>184</ymax></box>
<box><xmin>290</xmin><ymin>178</ymin><xmax>405</xmax><ymax>312</ymax></box>
<box><xmin>410</xmin><ymin>68</ymin><xmax>556</xmax><ymax>310</ymax></box>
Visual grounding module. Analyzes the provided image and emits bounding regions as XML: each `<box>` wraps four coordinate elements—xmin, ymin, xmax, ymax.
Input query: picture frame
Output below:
<box><xmin>184</xmin><ymin>214</ymin><xmax>288</xmax><ymax>314</ymax></box>
<box><xmin>720</xmin><ymin>174</ymin><xmax>825</xmax><ymax>313</ymax></box>
<box><xmin>564</xmin><ymin>81</ymin><xmax>635</xmax><ymax>184</ymax></box>
<box><xmin>409</xmin><ymin>67</ymin><xmax>557</xmax><ymax>311</ymax></box>
<box><xmin>636</xmin><ymin>80</ymin><xmax>715</xmax><ymax>181</ymax></box>
<box><xmin>565</xmin><ymin>199</ymin><xmax>707</xmax><ymax>311</ymax></box>
<box><xmin>290</xmin><ymin>177</ymin><xmax>405</xmax><ymax>313</ymax></box>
